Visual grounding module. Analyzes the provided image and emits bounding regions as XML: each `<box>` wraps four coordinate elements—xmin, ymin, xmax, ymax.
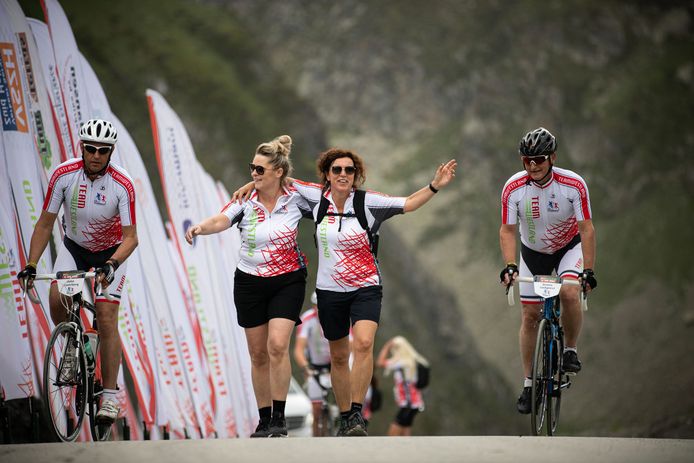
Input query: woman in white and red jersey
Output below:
<box><xmin>377</xmin><ymin>336</ymin><xmax>428</xmax><ymax>436</ymax></box>
<box><xmin>289</xmin><ymin>149</ymin><xmax>455</xmax><ymax>436</ymax></box>
<box><xmin>18</xmin><ymin>119</ymin><xmax>138</xmax><ymax>425</ymax></box>
<box><xmin>499</xmin><ymin>127</ymin><xmax>597</xmax><ymax>415</ymax></box>
<box><xmin>185</xmin><ymin>135</ymin><xmax>310</xmax><ymax>438</ymax></box>
<box><xmin>232</xmin><ymin>148</ymin><xmax>455</xmax><ymax>435</ymax></box>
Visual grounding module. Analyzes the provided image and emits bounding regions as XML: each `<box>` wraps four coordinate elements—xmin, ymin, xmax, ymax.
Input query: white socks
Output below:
<box><xmin>523</xmin><ymin>377</ymin><xmax>533</xmax><ymax>388</ymax></box>
<box><xmin>563</xmin><ymin>347</ymin><xmax>577</xmax><ymax>354</ymax></box>
<box><xmin>102</xmin><ymin>389</ymin><xmax>118</xmax><ymax>402</ymax></box>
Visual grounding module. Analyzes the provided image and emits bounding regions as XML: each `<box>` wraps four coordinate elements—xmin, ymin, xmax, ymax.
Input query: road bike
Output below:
<box><xmin>507</xmin><ymin>275</ymin><xmax>587</xmax><ymax>436</ymax></box>
<box><xmin>22</xmin><ymin>270</ymin><xmax>115</xmax><ymax>442</ymax></box>
<box><xmin>306</xmin><ymin>366</ymin><xmax>339</xmax><ymax>437</ymax></box>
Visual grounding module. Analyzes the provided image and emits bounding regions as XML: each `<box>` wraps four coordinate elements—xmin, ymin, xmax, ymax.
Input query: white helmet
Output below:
<box><xmin>79</xmin><ymin>119</ymin><xmax>117</xmax><ymax>144</ymax></box>
<box><xmin>310</xmin><ymin>292</ymin><xmax>317</xmax><ymax>305</ymax></box>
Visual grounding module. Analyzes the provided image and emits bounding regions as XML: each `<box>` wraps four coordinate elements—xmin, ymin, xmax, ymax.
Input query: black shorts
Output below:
<box><xmin>395</xmin><ymin>407</ymin><xmax>419</xmax><ymax>427</ymax></box>
<box><xmin>315</xmin><ymin>285</ymin><xmax>382</xmax><ymax>341</ymax></box>
<box><xmin>233</xmin><ymin>268</ymin><xmax>306</xmax><ymax>328</ymax></box>
<box><xmin>521</xmin><ymin>234</ymin><xmax>581</xmax><ymax>276</ymax></box>
<box><xmin>64</xmin><ymin>237</ymin><xmax>118</xmax><ymax>270</ymax></box>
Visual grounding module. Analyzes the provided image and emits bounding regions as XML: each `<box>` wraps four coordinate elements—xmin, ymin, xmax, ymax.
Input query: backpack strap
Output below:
<box><xmin>313</xmin><ymin>189</ymin><xmax>379</xmax><ymax>257</ymax></box>
<box><xmin>353</xmin><ymin>190</ymin><xmax>379</xmax><ymax>257</ymax></box>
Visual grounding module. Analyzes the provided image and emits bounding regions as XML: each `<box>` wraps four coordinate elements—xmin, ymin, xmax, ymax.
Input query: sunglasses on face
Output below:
<box><xmin>330</xmin><ymin>165</ymin><xmax>357</xmax><ymax>175</ymax></box>
<box><xmin>521</xmin><ymin>154</ymin><xmax>550</xmax><ymax>166</ymax></box>
<box><xmin>249</xmin><ymin>163</ymin><xmax>271</xmax><ymax>175</ymax></box>
<box><xmin>83</xmin><ymin>144</ymin><xmax>113</xmax><ymax>155</ymax></box>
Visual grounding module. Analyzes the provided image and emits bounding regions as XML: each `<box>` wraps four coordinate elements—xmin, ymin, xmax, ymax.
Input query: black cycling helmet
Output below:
<box><xmin>519</xmin><ymin>127</ymin><xmax>557</xmax><ymax>156</ymax></box>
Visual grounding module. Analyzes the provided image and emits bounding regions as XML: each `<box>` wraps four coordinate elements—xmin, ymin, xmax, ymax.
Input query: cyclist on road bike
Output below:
<box><xmin>294</xmin><ymin>291</ymin><xmax>335</xmax><ymax>437</ymax></box>
<box><xmin>17</xmin><ymin>118</ymin><xmax>138</xmax><ymax>425</ymax></box>
<box><xmin>499</xmin><ymin>127</ymin><xmax>597</xmax><ymax>414</ymax></box>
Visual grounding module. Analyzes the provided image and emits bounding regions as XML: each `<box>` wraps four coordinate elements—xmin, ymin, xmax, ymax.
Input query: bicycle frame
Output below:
<box><xmin>507</xmin><ymin>275</ymin><xmax>587</xmax><ymax>436</ymax></box>
<box><xmin>22</xmin><ymin>271</ymin><xmax>114</xmax><ymax>441</ymax></box>
<box><xmin>306</xmin><ymin>366</ymin><xmax>338</xmax><ymax>437</ymax></box>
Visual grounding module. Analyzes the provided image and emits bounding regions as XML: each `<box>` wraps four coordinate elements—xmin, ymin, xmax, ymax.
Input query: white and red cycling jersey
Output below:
<box><xmin>221</xmin><ymin>187</ymin><xmax>310</xmax><ymax>277</ymax></box>
<box><xmin>501</xmin><ymin>167</ymin><xmax>592</xmax><ymax>254</ymax></box>
<box><xmin>43</xmin><ymin>158</ymin><xmax>136</xmax><ymax>252</ymax></box>
<box><xmin>292</xmin><ymin>180</ymin><xmax>406</xmax><ymax>292</ymax></box>
<box><xmin>296</xmin><ymin>307</ymin><xmax>331</xmax><ymax>366</ymax></box>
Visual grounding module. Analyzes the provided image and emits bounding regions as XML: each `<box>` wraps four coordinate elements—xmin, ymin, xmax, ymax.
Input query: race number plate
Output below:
<box><xmin>532</xmin><ymin>275</ymin><xmax>562</xmax><ymax>299</ymax></box>
<box><xmin>56</xmin><ymin>278</ymin><xmax>84</xmax><ymax>297</ymax></box>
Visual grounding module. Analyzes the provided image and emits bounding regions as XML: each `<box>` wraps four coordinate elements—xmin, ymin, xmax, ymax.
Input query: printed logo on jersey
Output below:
<box><xmin>95</xmin><ymin>192</ymin><xmax>107</xmax><ymax>205</ymax></box>
<box><xmin>275</xmin><ymin>204</ymin><xmax>288</xmax><ymax>215</ymax></box>
<box><xmin>547</xmin><ymin>200</ymin><xmax>559</xmax><ymax>212</ymax></box>
<box><xmin>525</xmin><ymin>196</ymin><xmax>540</xmax><ymax>244</ymax></box>
<box><xmin>246</xmin><ymin>208</ymin><xmax>260</xmax><ymax>257</ymax></box>
<box><xmin>77</xmin><ymin>184</ymin><xmax>88</xmax><ymax>208</ymax></box>
<box><xmin>0</xmin><ymin>43</ymin><xmax>29</xmax><ymax>133</ymax></box>
<box><xmin>318</xmin><ymin>205</ymin><xmax>336</xmax><ymax>259</ymax></box>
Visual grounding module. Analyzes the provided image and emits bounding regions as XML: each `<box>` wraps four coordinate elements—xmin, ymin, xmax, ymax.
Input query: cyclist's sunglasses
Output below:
<box><xmin>83</xmin><ymin>144</ymin><xmax>113</xmax><ymax>155</ymax></box>
<box><xmin>521</xmin><ymin>154</ymin><xmax>550</xmax><ymax>166</ymax></box>
<box><xmin>330</xmin><ymin>165</ymin><xmax>357</xmax><ymax>175</ymax></box>
<box><xmin>249</xmin><ymin>163</ymin><xmax>272</xmax><ymax>175</ymax></box>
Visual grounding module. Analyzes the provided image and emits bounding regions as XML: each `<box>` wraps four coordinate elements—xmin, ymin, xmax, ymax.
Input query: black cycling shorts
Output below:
<box><xmin>521</xmin><ymin>234</ymin><xmax>581</xmax><ymax>276</ymax></box>
<box><xmin>64</xmin><ymin>237</ymin><xmax>118</xmax><ymax>270</ymax></box>
<box><xmin>233</xmin><ymin>268</ymin><xmax>306</xmax><ymax>328</ymax></box>
<box><xmin>395</xmin><ymin>407</ymin><xmax>419</xmax><ymax>427</ymax></box>
<box><xmin>315</xmin><ymin>285</ymin><xmax>382</xmax><ymax>341</ymax></box>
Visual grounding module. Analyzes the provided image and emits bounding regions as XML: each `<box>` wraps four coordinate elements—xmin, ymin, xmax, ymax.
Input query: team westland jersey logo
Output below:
<box><xmin>95</xmin><ymin>192</ymin><xmax>107</xmax><ymax>205</ymax></box>
<box><xmin>252</xmin><ymin>206</ymin><xmax>266</xmax><ymax>222</ymax></box>
<box><xmin>274</xmin><ymin>204</ymin><xmax>288</xmax><ymax>214</ymax></box>
<box><xmin>547</xmin><ymin>200</ymin><xmax>559</xmax><ymax>212</ymax></box>
<box><xmin>0</xmin><ymin>42</ymin><xmax>29</xmax><ymax>133</ymax></box>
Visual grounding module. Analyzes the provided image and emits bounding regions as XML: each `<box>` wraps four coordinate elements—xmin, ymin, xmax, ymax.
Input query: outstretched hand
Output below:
<box><xmin>431</xmin><ymin>159</ymin><xmax>457</xmax><ymax>190</ymax></box>
<box><xmin>185</xmin><ymin>225</ymin><xmax>201</xmax><ymax>245</ymax></box>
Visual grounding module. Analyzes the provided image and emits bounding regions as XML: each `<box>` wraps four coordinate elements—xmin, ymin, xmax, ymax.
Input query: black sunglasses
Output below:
<box><xmin>330</xmin><ymin>165</ymin><xmax>357</xmax><ymax>175</ymax></box>
<box><xmin>521</xmin><ymin>154</ymin><xmax>550</xmax><ymax>166</ymax></box>
<box><xmin>83</xmin><ymin>144</ymin><xmax>113</xmax><ymax>155</ymax></box>
<box><xmin>249</xmin><ymin>163</ymin><xmax>272</xmax><ymax>175</ymax></box>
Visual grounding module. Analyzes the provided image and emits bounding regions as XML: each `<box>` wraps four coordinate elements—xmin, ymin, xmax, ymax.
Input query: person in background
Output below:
<box><xmin>376</xmin><ymin>336</ymin><xmax>428</xmax><ymax>436</ymax></box>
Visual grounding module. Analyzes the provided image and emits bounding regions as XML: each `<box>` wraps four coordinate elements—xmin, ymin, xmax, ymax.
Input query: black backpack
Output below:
<box><xmin>415</xmin><ymin>362</ymin><xmax>430</xmax><ymax>389</ymax></box>
<box><xmin>314</xmin><ymin>189</ymin><xmax>379</xmax><ymax>257</ymax></box>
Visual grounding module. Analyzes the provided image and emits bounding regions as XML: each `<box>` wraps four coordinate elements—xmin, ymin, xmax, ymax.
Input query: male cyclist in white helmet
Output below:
<box><xmin>18</xmin><ymin>118</ymin><xmax>138</xmax><ymax>425</ymax></box>
<box><xmin>499</xmin><ymin>127</ymin><xmax>597</xmax><ymax>415</ymax></box>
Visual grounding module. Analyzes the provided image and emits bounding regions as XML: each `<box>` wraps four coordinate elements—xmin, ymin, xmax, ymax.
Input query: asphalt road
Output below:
<box><xmin>2</xmin><ymin>436</ymin><xmax>693</xmax><ymax>463</ymax></box>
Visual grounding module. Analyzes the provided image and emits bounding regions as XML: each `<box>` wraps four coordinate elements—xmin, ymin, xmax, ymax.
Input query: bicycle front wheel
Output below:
<box><xmin>547</xmin><ymin>334</ymin><xmax>564</xmax><ymax>435</ymax></box>
<box><xmin>43</xmin><ymin>322</ymin><xmax>88</xmax><ymax>442</ymax></box>
<box><xmin>530</xmin><ymin>319</ymin><xmax>550</xmax><ymax>436</ymax></box>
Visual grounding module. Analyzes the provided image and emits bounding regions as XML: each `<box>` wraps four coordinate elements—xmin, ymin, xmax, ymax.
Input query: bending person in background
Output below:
<box><xmin>17</xmin><ymin>119</ymin><xmax>138</xmax><ymax>425</ymax></box>
<box><xmin>499</xmin><ymin>127</ymin><xmax>597</xmax><ymax>415</ymax></box>
<box><xmin>376</xmin><ymin>336</ymin><xmax>428</xmax><ymax>436</ymax></box>
<box><xmin>186</xmin><ymin>135</ymin><xmax>310</xmax><ymax>437</ymax></box>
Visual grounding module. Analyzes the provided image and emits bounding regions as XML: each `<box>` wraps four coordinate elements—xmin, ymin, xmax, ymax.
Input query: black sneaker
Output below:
<box><xmin>562</xmin><ymin>350</ymin><xmax>582</xmax><ymax>373</ymax></box>
<box><xmin>345</xmin><ymin>411</ymin><xmax>367</xmax><ymax>436</ymax></box>
<box><xmin>268</xmin><ymin>417</ymin><xmax>288</xmax><ymax>438</ymax></box>
<box><xmin>250</xmin><ymin>419</ymin><xmax>270</xmax><ymax>438</ymax></box>
<box><xmin>336</xmin><ymin>417</ymin><xmax>349</xmax><ymax>437</ymax></box>
<box><xmin>517</xmin><ymin>386</ymin><xmax>532</xmax><ymax>414</ymax></box>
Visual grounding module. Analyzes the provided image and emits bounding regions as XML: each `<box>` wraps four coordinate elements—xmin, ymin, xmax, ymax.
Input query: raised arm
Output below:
<box><xmin>403</xmin><ymin>159</ymin><xmax>457</xmax><ymax>213</ymax></box>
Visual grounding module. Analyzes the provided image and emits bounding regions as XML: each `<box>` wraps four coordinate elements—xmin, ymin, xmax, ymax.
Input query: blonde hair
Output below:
<box><xmin>255</xmin><ymin>134</ymin><xmax>293</xmax><ymax>183</ymax></box>
<box><xmin>384</xmin><ymin>336</ymin><xmax>429</xmax><ymax>383</ymax></box>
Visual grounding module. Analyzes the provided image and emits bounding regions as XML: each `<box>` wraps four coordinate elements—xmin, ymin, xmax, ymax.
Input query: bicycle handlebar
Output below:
<box><xmin>506</xmin><ymin>276</ymin><xmax>588</xmax><ymax>311</ymax></box>
<box><xmin>20</xmin><ymin>272</ymin><xmax>115</xmax><ymax>304</ymax></box>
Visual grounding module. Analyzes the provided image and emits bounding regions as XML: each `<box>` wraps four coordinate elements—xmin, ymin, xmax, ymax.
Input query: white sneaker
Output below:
<box><xmin>95</xmin><ymin>398</ymin><xmax>120</xmax><ymax>424</ymax></box>
<box><xmin>59</xmin><ymin>342</ymin><xmax>78</xmax><ymax>383</ymax></box>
